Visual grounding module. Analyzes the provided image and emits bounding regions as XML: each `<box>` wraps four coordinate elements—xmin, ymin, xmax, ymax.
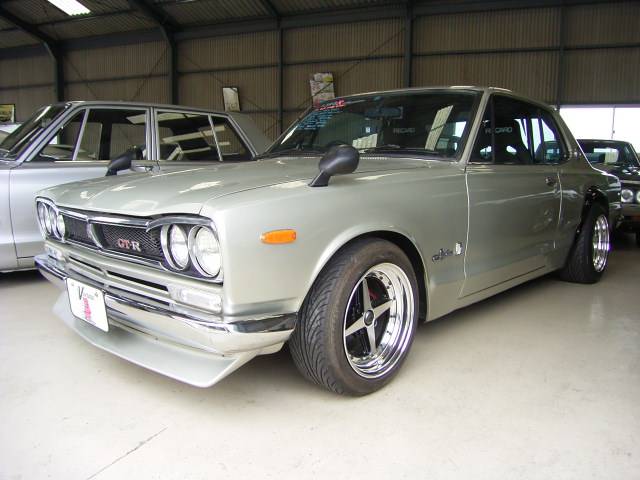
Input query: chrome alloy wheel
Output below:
<box><xmin>592</xmin><ymin>214</ymin><xmax>610</xmax><ymax>273</ymax></box>
<box><xmin>342</xmin><ymin>263</ymin><xmax>415</xmax><ymax>379</ymax></box>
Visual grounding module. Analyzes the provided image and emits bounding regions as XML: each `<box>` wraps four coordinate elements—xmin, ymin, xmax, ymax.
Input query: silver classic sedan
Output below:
<box><xmin>0</xmin><ymin>101</ymin><xmax>270</xmax><ymax>272</ymax></box>
<box><xmin>35</xmin><ymin>87</ymin><xmax>620</xmax><ymax>395</ymax></box>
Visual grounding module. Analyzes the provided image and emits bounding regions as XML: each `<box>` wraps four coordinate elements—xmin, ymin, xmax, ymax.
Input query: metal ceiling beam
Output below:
<box><xmin>257</xmin><ymin>0</ymin><xmax>280</xmax><ymax>18</ymax></box>
<box><xmin>127</xmin><ymin>0</ymin><xmax>179</xmax><ymax>104</ymax></box>
<box><xmin>0</xmin><ymin>4</ymin><xmax>63</xmax><ymax>101</ymax></box>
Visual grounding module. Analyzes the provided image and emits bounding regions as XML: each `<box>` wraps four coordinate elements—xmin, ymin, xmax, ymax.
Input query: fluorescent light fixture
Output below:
<box><xmin>46</xmin><ymin>0</ymin><xmax>90</xmax><ymax>16</ymax></box>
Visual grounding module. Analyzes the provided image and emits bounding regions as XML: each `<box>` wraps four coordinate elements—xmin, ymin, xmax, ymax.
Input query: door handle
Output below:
<box><xmin>545</xmin><ymin>176</ymin><xmax>557</xmax><ymax>187</ymax></box>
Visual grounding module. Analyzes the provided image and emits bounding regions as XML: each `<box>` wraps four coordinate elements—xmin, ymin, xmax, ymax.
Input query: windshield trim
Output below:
<box><xmin>266</xmin><ymin>90</ymin><xmax>482</xmax><ymax>162</ymax></box>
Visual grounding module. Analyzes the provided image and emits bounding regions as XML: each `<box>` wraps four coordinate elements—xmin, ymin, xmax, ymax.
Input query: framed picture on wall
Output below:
<box><xmin>223</xmin><ymin>87</ymin><xmax>241</xmax><ymax>112</ymax></box>
<box><xmin>0</xmin><ymin>104</ymin><xmax>15</xmax><ymax>123</ymax></box>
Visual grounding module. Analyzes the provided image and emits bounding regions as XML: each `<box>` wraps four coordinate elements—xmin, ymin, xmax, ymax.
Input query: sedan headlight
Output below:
<box><xmin>48</xmin><ymin>206</ymin><xmax>59</xmax><ymax>237</ymax></box>
<box><xmin>636</xmin><ymin>190</ymin><xmax>640</xmax><ymax>204</ymax></box>
<box><xmin>43</xmin><ymin>205</ymin><xmax>53</xmax><ymax>234</ymax></box>
<box><xmin>160</xmin><ymin>221</ymin><xmax>222</xmax><ymax>280</ymax></box>
<box><xmin>168</xmin><ymin>225</ymin><xmax>189</xmax><ymax>270</ymax></box>
<box><xmin>190</xmin><ymin>227</ymin><xmax>221</xmax><ymax>277</ymax></box>
<box><xmin>37</xmin><ymin>203</ymin><xmax>48</xmax><ymax>234</ymax></box>
<box><xmin>621</xmin><ymin>188</ymin><xmax>634</xmax><ymax>203</ymax></box>
<box><xmin>56</xmin><ymin>213</ymin><xmax>66</xmax><ymax>238</ymax></box>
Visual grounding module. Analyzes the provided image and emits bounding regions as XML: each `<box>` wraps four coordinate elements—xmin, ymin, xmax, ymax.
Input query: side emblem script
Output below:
<box><xmin>116</xmin><ymin>238</ymin><xmax>142</xmax><ymax>252</ymax></box>
<box><xmin>432</xmin><ymin>242</ymin><xmax>464</xmax><ymax>262</ymax></box>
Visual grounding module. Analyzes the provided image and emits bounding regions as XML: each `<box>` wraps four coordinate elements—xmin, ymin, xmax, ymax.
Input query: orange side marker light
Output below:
<box><xmin>261</xmin><ymin>229</ymin><xmax>297</xmax><ymax>244</ymax></box>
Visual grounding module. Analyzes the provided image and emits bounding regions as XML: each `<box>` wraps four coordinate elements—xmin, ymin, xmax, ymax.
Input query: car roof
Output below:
<box><xmin>50</xmin><ymin>100</ymin><xmax>244</xmax><ymax>118</ymax></box>
<box><xmin>577</xmin><ymin>139</ymin><xmax>632</xmax><ymax>146</ymax></box>
<box><xmin>331</xmin><ymin>86</ymin><xmax>555</xmax><ymax>111</ymax></box>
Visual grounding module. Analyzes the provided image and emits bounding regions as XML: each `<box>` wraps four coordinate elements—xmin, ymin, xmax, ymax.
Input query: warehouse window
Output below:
<box><xmin>560</xmin><ymin>106</ymin><xmax>640</xmax><ymax>152</ymax></box>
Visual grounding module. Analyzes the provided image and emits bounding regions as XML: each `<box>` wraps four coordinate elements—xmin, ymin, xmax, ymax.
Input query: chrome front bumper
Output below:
<box><xmin>36</xmin><ymin>253</ymin><xmax>296</xmax><ymax>387</ymax></box>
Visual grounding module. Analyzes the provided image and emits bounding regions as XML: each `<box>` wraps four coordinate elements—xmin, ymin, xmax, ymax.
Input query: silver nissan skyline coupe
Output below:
<box><xmin>35</xmin><ymin>87</ymin><xmax>621</xmax><ymax>395</ymax></box>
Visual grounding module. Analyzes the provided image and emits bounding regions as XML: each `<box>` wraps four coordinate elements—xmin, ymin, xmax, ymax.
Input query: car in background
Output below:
<box><xmin>35</xmin><ymin>87</ymin><xmax>620</xmax><ymax>395</ymax></box>
<box><xmin>578</xmin><ymin>139</ymin><xmax>640</xmax><ymax>246</ymax></box>
<box><xmin>0</xmin><ymin>123</ymin><xmax>20</xmax><ymax>141</ymax></box>
<box><xmin>0</xmin><ymin>101</ymin><xmax>271</xmax><ymax>272</ymax></box>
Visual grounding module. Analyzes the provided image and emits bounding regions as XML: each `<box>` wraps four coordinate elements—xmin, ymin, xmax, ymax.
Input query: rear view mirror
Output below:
<box><xmin>106</xmin><ymin>146</ymin><xmax>143</xmax><ymax>176</ymax></box>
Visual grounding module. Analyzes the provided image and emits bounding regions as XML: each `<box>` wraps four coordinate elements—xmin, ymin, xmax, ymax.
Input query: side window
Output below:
<box><xmin>211</xmin><ymin>117</ymin><xmax>252</xmax><ymax>161</ymax></box>
<box><xmin>492</xmin><ymin>96</ymin><xmax>534</xmax><ymax>165</ymax></box>
<box><xmin>157</xmin><ymin>111</ymin><xmax>219</xmax><ymax>162</ymax></box>
<box><xmin>79</xmin><ymin>109</ymin><xmax>148</xmax><ymax>161</ymax></box>
<box><xmin>32</xmin><ymin>110</ymin><xmax>85</xmax><ymax>162</ymax></box>
<box><xmin>531</xmin><ymin>111</ymin><xmax>565</xmax><ymax>165</ymax></box>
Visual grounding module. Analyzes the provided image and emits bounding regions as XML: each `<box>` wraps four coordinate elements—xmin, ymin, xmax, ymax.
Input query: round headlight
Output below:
<box><xmin>37</xmin><ymin>203</ymin><xmax>47</xmax><ymax>233</ymax></box>
<box><xmin>621</xmin><ymin>188</ymin><xmax>633</xmax><ymax>203</ymax></box>
<box><xmin>43</xmin><ymin>205</ymin><xmax>53</xmax><ymax>234</ymax></box>
<box><xmin>56</xmin><ymin>213</ymin><xmax>66</xmax><ymax>238</ymax></box>
<box><xmin>192</xmin><ymin>227</ymin><xmax>221</xmax><ymax>277</ymax></box>
<box><xmin>48</xmin><ymin>206</ymin><xmax>59</xmax><ymax>237</ymax></box>
<box><xmin>169</xmin><ymin>225</ymin><xmax>189</xmax><ymax>269</ymax></box>
<box><xmin>636</xmin><ymin>190</ymin><xmax>640</xmax><ymax>204</ymax></box>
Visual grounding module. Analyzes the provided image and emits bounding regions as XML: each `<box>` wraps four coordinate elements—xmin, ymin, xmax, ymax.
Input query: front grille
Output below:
<box><xmin>64</xmin><ymin>215</ymin><xmax>93</xmax><ymax>245</ymax></box>
<box><xmin>97</xmin><ymin>224</ymin><xmax>164</xmax><ymax>260</ymax></box>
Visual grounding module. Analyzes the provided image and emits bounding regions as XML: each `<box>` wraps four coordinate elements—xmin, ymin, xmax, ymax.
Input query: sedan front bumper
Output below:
<box><xmin>36</xmin><ymin>253</ymin><xmax>295</xmax><ymax>387</ymax></box>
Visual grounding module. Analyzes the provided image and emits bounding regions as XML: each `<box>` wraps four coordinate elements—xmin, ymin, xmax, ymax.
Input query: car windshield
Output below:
<box><xmin>579</xmin><ymin>140</ymin><xmax>640</xmax><ymax>169</ymax></box>
<box><xmin>0</xmin><ymin>105</ymin><xmax>66</xmax><ymax>160</ymax></box>
<box><xmin>267</xmin><ymin>91</ymin><xmax>479</xmax><ymax>159</ymax></box>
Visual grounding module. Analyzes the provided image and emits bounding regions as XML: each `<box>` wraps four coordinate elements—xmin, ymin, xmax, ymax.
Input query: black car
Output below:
<box><xmin>578</xmin><ymin>139</ymin><xmax>640</xmax><ymax>246</ymax></box>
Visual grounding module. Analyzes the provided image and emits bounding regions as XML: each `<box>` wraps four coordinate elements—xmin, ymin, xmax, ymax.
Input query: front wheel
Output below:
<box><xmin>560</xmin><ymin>204</ymin><xmax>610</xmax><ymax>283</ymax></box>
<box><xmin>290</xmin><ymin>239</ymin><xmax>418</xmax><ymax>395</ymax></box>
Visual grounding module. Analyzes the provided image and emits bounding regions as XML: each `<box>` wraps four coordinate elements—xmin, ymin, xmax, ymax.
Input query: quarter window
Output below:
<box><xmin>211</xmin><ymin>117</ymin><xmax>251</xmax><ymax>161</ymax></box>
<box><xmin>156</xmin><ymin>111</ymin><xmax>219</xmax><ymax>162</ymax></box>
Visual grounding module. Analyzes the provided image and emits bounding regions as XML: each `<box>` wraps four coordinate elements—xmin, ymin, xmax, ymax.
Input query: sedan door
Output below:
<box><xmin>10</xmin><ymin>106</ymin><xmax>150</xmax><ymax>260</ymax></box>
<box><xmin>461</xmin><ymin>95</ymin><xmax>563</xmax><ymax>297</ymax></box>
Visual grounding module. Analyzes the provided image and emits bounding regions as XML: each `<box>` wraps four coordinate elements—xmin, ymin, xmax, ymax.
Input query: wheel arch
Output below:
<box><xmin>305</xmin><ymin>228</ymin><xmax>429</xmax><ymax>322</ymax></box>
<box><xmin>579</xmin><ymin>186</ymin><xmax>609</xmax><ymax>233</ymax></box>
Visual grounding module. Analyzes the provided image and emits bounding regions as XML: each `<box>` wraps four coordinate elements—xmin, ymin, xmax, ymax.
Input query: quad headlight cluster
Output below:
<box><xmin>621</xmin><ymin>188</ymin><xmax>640</xmax><ymax>204</ymax></box>
<box><xmin>161</xmin><ymin>223</ymin><xmax>222</xmax><ymax>279</ymax></box>
<box><xmin>36</xmin><ymin>200</ymin><xmax>66</xmax><ymax>241</ymax></box>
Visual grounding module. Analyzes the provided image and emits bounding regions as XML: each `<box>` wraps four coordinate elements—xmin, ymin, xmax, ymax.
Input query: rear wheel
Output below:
<box><xmin>290</xmin><ymin>239</ymin><xmax>418</xmax><ymax>395</ymax></box>
<box><xmin>560</xmin><ymin>204</ymin><xmax>610</xmax><ymax>283</ymax></box>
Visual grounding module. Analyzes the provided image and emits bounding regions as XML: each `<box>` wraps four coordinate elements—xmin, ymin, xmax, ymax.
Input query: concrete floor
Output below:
<box><xmin>1</xmin><ymin>235</ymin><xmax>639</xmax><ymax>480</ymax></box>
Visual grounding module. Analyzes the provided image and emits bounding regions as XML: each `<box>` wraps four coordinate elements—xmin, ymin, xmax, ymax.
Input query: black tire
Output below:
<box><xmin>559</xmin><ymin>203</ymin><xmax>610</xmax><ymax>284</ymax></box>
<box><xmin>289</xmin><ymin>239</ymin><xmax>419</xmax><ymax>396</ymax></box>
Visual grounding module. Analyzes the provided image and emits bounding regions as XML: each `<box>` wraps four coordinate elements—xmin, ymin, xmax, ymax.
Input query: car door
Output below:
<box><xmin>10</xmin><ymin>106</ymin><xmax>150</xmax><ymax>259</ymax></box>
<box><xmin>461</xmin><ymin>94</ymin><xmax>563</xmax><ymax>297</ymax></box>
<box><xmin>151</xmin><ymin>109</ymin><xmax>255</xmax><ymax>172</ymax></box>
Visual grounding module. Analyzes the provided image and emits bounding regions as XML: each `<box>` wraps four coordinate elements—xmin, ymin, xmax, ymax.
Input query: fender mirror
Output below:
<box><xmin>105</xmin><ymin>146</ymin><xmax>143</xmax><ymax>176</ymax></box>
<box><xmin>309</xmin><ymin>144</ymin><xmax>359</xmax><ymax>187</ymax></box>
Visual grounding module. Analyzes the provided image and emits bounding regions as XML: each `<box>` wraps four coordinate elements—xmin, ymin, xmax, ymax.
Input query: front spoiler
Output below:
<box><xmin>37</xmin><ymin>254</ymin><xmax>295</xmax><ymax>388</ymax></box>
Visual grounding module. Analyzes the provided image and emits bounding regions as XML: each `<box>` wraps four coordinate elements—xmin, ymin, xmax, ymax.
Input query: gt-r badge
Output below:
<box><xmin>116</xmin><ymin>238</ymin><xmax>142</xmax><ymax>252</ymax></box>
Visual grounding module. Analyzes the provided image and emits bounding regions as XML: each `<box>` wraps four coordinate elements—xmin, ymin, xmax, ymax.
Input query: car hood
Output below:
<box><xmin>592</xmin><ymin>164</ymin><xmax>640</xmax><ymax>182</ymax></box>
<box><xmin>41</xmin><ymin>155</ymin><xmax>429</xmax><ymax>216</ymax></box>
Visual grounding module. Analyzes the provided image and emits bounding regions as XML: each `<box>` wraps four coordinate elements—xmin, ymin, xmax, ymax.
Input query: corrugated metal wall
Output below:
<box><xmin>65</xmin><ymin>41</ymin><xmax>169</xmax><ymax>103</ymax></box>
<box><xmin>0</xmin><ymin>53</ymin><xmax>55</xmax><ymax>120</ymax></box>
<box><xmin>1</xmin><ymin>1</ymin><xmax>638</xmax><ymax>129</ymax></box>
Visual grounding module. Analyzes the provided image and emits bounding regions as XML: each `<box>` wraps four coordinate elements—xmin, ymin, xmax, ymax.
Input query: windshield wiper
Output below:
<box><xmin>257</xmin><ymin>147</ymin><xmax>324</xmax><ymax>159</ymax></box>
<box><xmin>360</xmin><ymin>146</ymin><xmax>445</xmax><ymax>156</ymax></box>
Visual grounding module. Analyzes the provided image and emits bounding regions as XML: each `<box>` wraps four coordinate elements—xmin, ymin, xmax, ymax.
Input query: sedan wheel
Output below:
<box><xmin>560</xmin><ymin>203</ymin><xmax>610</xmax><ymax>284</ymax></box>
<box><xmin>290</xmin><ymin>239</ymin><xmax>418</xmax><ymax>395</ymax></box>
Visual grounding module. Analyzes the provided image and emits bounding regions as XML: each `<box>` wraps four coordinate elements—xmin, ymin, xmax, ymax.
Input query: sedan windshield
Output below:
<box><xmin>579</xmin><ymin>140</ymin><xmax>640</xmax><ymax>169</ymax></box>
<box><xmin>0</xmin><ymin>105</ymin><xmax>66</xmax><ymax>160</ymax></box>
<box><xmin>268</xmin><ymin>91</ymin><xmax>479</xmax><ymax>159</ymax></box>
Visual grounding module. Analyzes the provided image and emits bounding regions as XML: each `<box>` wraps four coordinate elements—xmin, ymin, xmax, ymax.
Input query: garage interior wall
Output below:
<box><xmin>0</xmin><ymin>1</ymin><xmax>638</xmax><ymax>140</ymax></box>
